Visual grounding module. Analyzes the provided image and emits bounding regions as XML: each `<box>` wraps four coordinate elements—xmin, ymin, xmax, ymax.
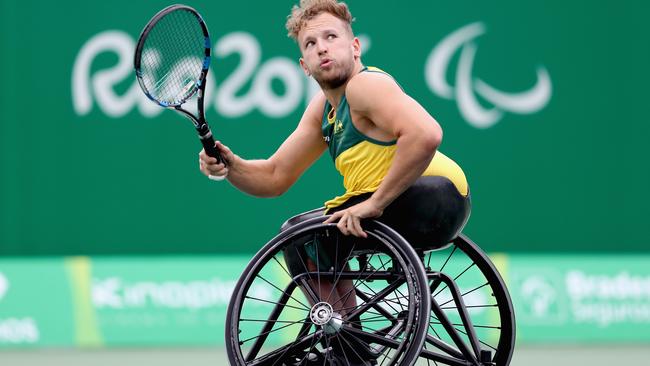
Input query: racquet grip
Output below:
<box><xmin>200</xmin><ymin>134</ymin><xmax>226</xmax><ymax>165</ymax></box>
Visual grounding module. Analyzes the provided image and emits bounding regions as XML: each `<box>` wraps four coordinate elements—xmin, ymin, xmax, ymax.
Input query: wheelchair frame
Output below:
<box><xmin>226</xmin><ymin>216</ymin><xmax>515</xmax><ymax>366</ymax></box>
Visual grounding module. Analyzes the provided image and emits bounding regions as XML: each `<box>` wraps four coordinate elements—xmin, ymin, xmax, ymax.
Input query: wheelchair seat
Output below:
<box><xmin>279</xmin><ymin>176</ymin><xmax>472</xmax><ymax>251</ymax></box>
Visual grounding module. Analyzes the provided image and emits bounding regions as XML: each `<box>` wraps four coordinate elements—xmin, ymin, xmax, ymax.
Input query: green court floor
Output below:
<box><xmin>2</xmin><ymin>345</ymin><xmax>649</xmax><ymax>366</ymax></box>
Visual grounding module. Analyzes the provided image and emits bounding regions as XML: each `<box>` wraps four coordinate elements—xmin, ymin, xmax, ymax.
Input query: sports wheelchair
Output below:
<box><xmin>226</xmin><ymin>213</ymin><xmax>515</xmax><ymax>366</ymax></box>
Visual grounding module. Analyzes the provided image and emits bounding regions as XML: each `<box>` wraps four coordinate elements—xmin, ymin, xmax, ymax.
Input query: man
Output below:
<box><xmin>200</xmin><ymin>0</ymin><xmax>469</xmax><ymax>236</ymax></box>
<box><xmin>200</xmin><ymin>0</ymin><xmax>470</xmax><ymax>364</ymax></box>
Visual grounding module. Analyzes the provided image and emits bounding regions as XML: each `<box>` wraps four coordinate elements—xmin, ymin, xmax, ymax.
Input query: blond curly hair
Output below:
<box><xmin>286</xmin><ymin>0</ymin><xmax>354</xmax><ymax>41</ymax></box>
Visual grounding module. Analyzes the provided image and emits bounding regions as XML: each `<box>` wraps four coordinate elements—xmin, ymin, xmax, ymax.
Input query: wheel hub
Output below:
<box><xmin>309</xmin><ymin>302</ymin><xmax>343</xmax><ymax>334</ymax></box>
<box><xmin>310</xmin><ymin>302</ymin><xmax>333</xmax><ymax>325</ymax></box>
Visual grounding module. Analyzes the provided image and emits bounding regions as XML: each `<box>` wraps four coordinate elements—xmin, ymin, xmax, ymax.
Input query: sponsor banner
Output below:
<box><xmin>78</xmin><ymin>256</ymin><xmax>254</xmax><ymax>346</ymax></box>
<box><xmin>2</xmin><ymin>254</ymin><xmax>650</xmax><ymax>348</ymax></box>
<box><xmin>509</xmin><ymin>254</ymin><xmax>650</xmax><ymax>342</ymax></box>
<box><xmin>0</xmin><ymin>259</ymin><xmax>75</xmax><ymax>347</ymax></box>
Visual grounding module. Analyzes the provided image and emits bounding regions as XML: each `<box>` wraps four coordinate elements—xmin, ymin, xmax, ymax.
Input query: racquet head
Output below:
<box><xmin>134</xmin><ymin>4</ymin><xmax>210</xmax><ymax>108</ymax></box>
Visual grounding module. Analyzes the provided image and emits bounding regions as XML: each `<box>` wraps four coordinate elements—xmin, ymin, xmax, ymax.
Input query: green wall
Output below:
<box><xmin>1</xmin><ymin>0</ymin><xmax>649</xmax><ymax>255</ymax></box>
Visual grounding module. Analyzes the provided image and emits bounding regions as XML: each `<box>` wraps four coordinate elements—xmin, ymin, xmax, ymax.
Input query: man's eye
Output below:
<box><xmin>328</xmin><ymin>34</ymin><xmax>336</xmax><ymax>39</ymax></box>
<box><xmin>305</xmin><ymin>41</ymin><xmax>314</xmax><ymax>47</ymax></box>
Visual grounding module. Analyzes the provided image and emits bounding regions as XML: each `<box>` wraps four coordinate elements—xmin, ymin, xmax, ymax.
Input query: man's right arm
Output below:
<box><xmin>199</xmin><ymin>93</ymin><xmax>327</xmax><ymax>197</ymax></box>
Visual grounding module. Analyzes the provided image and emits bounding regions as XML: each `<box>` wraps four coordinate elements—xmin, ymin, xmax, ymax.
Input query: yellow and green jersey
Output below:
<box><xmin>322</xmin><ymin>66</ymin><xmax>469</xmax><ymax>210</ymax></box>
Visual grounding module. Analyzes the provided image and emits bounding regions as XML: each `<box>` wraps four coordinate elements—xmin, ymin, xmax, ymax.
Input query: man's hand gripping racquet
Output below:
<box><xmin>133</xmin><ymin>4</ymin><xmax>226</xmax><ymax>180</ymax></box>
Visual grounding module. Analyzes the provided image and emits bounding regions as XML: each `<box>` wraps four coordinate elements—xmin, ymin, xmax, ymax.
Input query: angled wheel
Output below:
<box><xmin>226</xmin><ymin>217</ymin><xmax>431</xmax><ymax>366</ymax></box>
<box><xmin>415</xmin><ymin>234</ymin><xmax>515</xmax><ymax>366</ymax></box>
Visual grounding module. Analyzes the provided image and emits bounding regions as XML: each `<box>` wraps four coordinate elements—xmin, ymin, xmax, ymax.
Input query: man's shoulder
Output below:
<box><xmin>346</xmin><ymin>68</ymin><xmax>404</xmax><ymax>108</ymax></box>
<box><xmin>305</xmin><ymin>91</ymin><xmax>327</xmax><ymax>114</ymax></box>
<box><xmin>297</xmin><ymin>91</ymin><xmax>327</xmax><ymax>128</ymax></box>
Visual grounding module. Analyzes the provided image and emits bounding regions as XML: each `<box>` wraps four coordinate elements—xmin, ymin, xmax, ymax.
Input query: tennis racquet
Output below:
<box><xmin>133</xmin><ymin>4</ymin><xmax>225</xmax><ymax>171</ymax></box>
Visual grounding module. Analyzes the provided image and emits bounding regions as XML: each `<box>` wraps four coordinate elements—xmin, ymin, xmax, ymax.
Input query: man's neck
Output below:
<box><xmin>323</xmin><ymin>61</ymin><xmax>364</xmax><ymax>109</ymax></box>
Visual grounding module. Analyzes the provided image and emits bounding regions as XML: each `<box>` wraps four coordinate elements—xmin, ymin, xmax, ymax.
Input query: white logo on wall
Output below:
<box><xmin>0</xmin><ymin>272</ymin><xmax>40</xmax><ymax>344</ymax></box>
<box><xmin>521</xmin><ymin>276</ymin><xmax>558</xmax><ymax>319</ymax></box>
<box><xmin>91</xmin><ymin>276</ymin><xmax>273</xmax><ymax>328</ymax></box>
<box><xmin>0</xmin><ymin>272</ymin><xmax>8</xmax><ymax>301</ymax></box>
<box><xmin>425</xmin><ymin>22</ymin><xmax>552</xmax><ymax>128</ymax></box>
<box><xmin>72</xmin><ymin>26</ymin><xmax>548</xmax><ymax>129</ymax></box>
<box><xmin>72</xmin><ymin>31</ymin><xmax>372</xmax><ymax>120</ymax></box>
<box><xmin>566</xmin><ymin>270</ymin><xmax>650</xmax><ymax>327</ymax></box>
<box><xmin>516</xmin><ymin>271</ymin><xmax>568</xmax><ymax>325</ymax></box>
<box><xmin>92</xmin><ymin>276</ymin><xmax>272</xmax><ymax>309</ymax></box>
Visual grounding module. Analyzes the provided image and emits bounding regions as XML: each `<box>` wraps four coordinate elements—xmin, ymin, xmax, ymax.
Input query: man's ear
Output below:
<box><xmin>352</xmin><ymin>37</ymin><xmax>361</xmax><ymax>59</ymax></box>
<box><xmin>299</xmin><ymin>58</ymin><xmax>311</xmax><ymax>76</ymax></box>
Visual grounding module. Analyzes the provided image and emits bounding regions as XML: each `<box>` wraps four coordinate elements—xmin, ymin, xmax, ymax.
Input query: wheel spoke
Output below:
<box><xmin>256</xmin><ymin>274</ymin><xmax>311</xmax><ymax>311</ymax></box>
<box><xmin>340</xmin><ymin>325</ymin><xmax>401</xmax><ymax>349</ymax></box>
<box><xmin>348</xmin><ymin>279</ymin><xmax>407</xmax><ymax>321</ymax></box>
<box><xmin>332</xmin><ymin>247</ymin><xmax>387</xmax><ymax>309</ymax></box>
<box><xmin>246</xmin><ymin>330</ymin><xmax>323</xmax><ymax>366</ymax></box>
<box><xmin>240</xmin><ymin>319</ymin><xmax>308</xmax><ymax>345</ymax></box>
<box><xmin>230</xmin><ymin>224</ymin><xmax>442</xmax><ymax>366</ymax></box>
<box><xmin>271</xmin><ymin>255</ymin><xmax>319</xmax><ymax>304</ymax></box>
<box><xmin>438</xmin><ymin>282</ymin><xmax>489</xmax><ymax>308</ymax></box>
<box><xmin>240</xmin><ymin>318</ymin><xmax>310</xmax><ymax>325</ymax></box>
<box><xmin>440</xmin><ymin>303</ymin><xmax>498</xmax><ymax>310</ymax></box>
<box><xmin>377</xmin><ymin>256</ymin><xmax>406</xmax><ymax>313</ymax></box>
<box><xmin>244</xmin><ymin>295</ymin><xmax>309</xmax><ymax>312</ymax></box>
<box><xmin>358</xmin><ymin>282</ymin><xmax>402</xmax><ymax>315</ymax></box>
<box><xmin>432</xmin><ymin>262</ymin><xmax>476</xmax><ymax>299</ymax></box>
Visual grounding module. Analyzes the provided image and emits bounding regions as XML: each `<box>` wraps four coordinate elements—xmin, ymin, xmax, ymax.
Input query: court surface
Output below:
<box><xmin>2</xmin><ymin>345</ymin><xmax>649</xmax><ymax>366</ymax></box>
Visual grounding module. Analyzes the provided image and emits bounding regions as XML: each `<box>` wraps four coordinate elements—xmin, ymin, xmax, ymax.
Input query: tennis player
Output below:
<box><xmin>200</xmin><ymin>1</ymin><xmax>470</xmax><ymax>364</ymax></box>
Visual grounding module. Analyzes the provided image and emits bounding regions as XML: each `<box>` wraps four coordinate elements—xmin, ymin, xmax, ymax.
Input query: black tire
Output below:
<box><xmin>416</xmin><ymin>234</ymin><xmax>516</xmax><ymax>366</ymax></box>
<box><xmin>226</xmin><ymin>217</ymin><xmax>431</xmax><ymax>366</ymax></box>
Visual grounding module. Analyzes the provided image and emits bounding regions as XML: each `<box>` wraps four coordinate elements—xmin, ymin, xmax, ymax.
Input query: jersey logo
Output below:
<box><xmin>333</xmin><ymin>120</ymin><xmax>344</xmax><ymax>134</ymax></box>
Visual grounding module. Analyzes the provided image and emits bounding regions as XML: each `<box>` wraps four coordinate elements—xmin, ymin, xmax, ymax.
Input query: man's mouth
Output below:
<box><xmin>320</xmin><ymin>59</ymin><xmax>333</xmax><ymax>68</ymax></box>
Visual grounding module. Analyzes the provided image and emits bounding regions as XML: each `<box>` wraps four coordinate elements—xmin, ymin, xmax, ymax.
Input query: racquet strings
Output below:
<box><xmin>139</xmin><ymin>9</ymin><xmax>206</xmax><ymax>105</ymax></box>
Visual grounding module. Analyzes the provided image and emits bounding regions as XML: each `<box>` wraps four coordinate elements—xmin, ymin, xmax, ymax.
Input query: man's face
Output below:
<box><xmin>298</xmin><ymin>12</ymin><xmax>360</xmax><ymax>90</ymax></box>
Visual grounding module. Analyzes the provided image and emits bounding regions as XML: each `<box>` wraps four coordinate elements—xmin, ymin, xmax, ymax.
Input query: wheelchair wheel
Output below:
<box><xmin>226</xmin><ymin>217</ymin><xmax>430</xmax><ymax>366</ymax></box>
<box><xmin>415</xmin><ymin>234</ymin><xmax>515</xmax><ymax>366</ymax></box>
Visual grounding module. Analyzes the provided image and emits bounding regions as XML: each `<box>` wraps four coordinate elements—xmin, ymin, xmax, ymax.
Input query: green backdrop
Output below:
<box><xmin>1</xmin><ymin>0</ymin><xmax>649</xmax><ymax>255</ymax></box>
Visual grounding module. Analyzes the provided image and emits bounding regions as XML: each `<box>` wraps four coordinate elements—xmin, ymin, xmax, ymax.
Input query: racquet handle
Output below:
<box><xmin>200</xmin><ymin>133</ymin><xmax>226</xmax><ymax>165</ymax></box>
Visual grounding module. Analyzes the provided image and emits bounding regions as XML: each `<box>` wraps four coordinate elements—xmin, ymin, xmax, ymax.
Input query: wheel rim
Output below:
<box><xmin>416</xmin><ymin>234</ymin><xmax>515</xmax><ymax>366</ymax></box>
<box><xmin>226</xmin><ymin>220</ymin><xmax>430</xmax><ymax>366</ymax></box>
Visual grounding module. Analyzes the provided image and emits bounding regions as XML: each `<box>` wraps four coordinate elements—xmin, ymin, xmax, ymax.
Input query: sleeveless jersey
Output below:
<box><xmin>322</xmin><ymin>66</ymin><xmax>468</xmax><ymax>210</ymax></box>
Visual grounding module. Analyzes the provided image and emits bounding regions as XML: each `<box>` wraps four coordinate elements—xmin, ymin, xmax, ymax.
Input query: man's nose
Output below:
<box><xmin>316</xmin><ymin>39</ymin><xmax>328</xmax><ymax>55</ymax></box>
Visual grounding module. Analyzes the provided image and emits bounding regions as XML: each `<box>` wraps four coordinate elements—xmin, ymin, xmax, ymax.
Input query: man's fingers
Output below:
<box><xmin>346</xmin><ymin>216</ymin><xmax>359</xmax><ymax>236</ymax></box>
<box><xmin>199</xmin><ymin>153</ymin><xmax>228</xmax><ymax>179</ymax></box>
<box><xmin>207</xmin><ymin>163</ymin><xmax>226</xmax><ymax>174</ymax></box>
<box><xmin>350</xmin><ymin>217</ymin><xmax>367</xmax><ymax>238</ymax></box>
<box><xmin>211</xmin><ymin>168</ymin><xmax>228</xmax><ymax>177</ymax></box>
<box><xmin>324</xmin><ymin>211</ymin><xmax>343</xmax><ymax>224</ymax></box>
<box><xmin>214</xmin><ymin>141</ymin><xmax>234</xmax><ymax>163</ymax></box>
<box><xmin>337</xmin><ymin>219</ymin><xmax>349</xmax><ymax>235</ymax></box>
<box><xmin>199</xmin><ymin>149</ymin><xmax>219</xmax><ymax>164</ymax></box>
<box><xmin>324</xmin><ymin>210</ymin><xmax>367</xmax><ymax>237</ymax></box>
<box><xmin>334</xmin><ymin>213</ymin><xmax>350</xmax><ymax>235</ymax></box>
<box><xmin>201</xmin><ymin>160</ymin><xmax>226</xmax><ymax>173</ymax></box>
<box><xmin>348</xmin><ymin>216</ymin><xmax>361</xmax><ymax>237</ymax></box>
<box><xmin>215</xmin><ymin>141</ymin><xmax>230</xmax><ymax>153</ymax></box>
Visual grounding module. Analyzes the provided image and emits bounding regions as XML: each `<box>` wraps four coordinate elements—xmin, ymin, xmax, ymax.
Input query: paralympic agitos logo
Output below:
<box><xmin>426</xmin><ymin>22</ymin><xmax>552</xmax><ymax>129</ymax></box>
<box><xmin>72</xmin><ymin>22</ymin><xmax>551</xmax><ymax>129</ymax></box>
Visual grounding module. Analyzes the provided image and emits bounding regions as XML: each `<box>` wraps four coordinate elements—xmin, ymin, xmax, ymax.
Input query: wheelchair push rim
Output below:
<box><xmin>225</xmin><ymin>217</ymin><xmax>431</xmax><ymax>366</ymax></box>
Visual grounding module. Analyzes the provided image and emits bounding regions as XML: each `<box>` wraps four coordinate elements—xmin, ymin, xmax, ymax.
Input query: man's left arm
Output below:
<box><xmin>324</xmin><ymin>73</ymin><xmax>442</xmax><ymax>237</ymax></box>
